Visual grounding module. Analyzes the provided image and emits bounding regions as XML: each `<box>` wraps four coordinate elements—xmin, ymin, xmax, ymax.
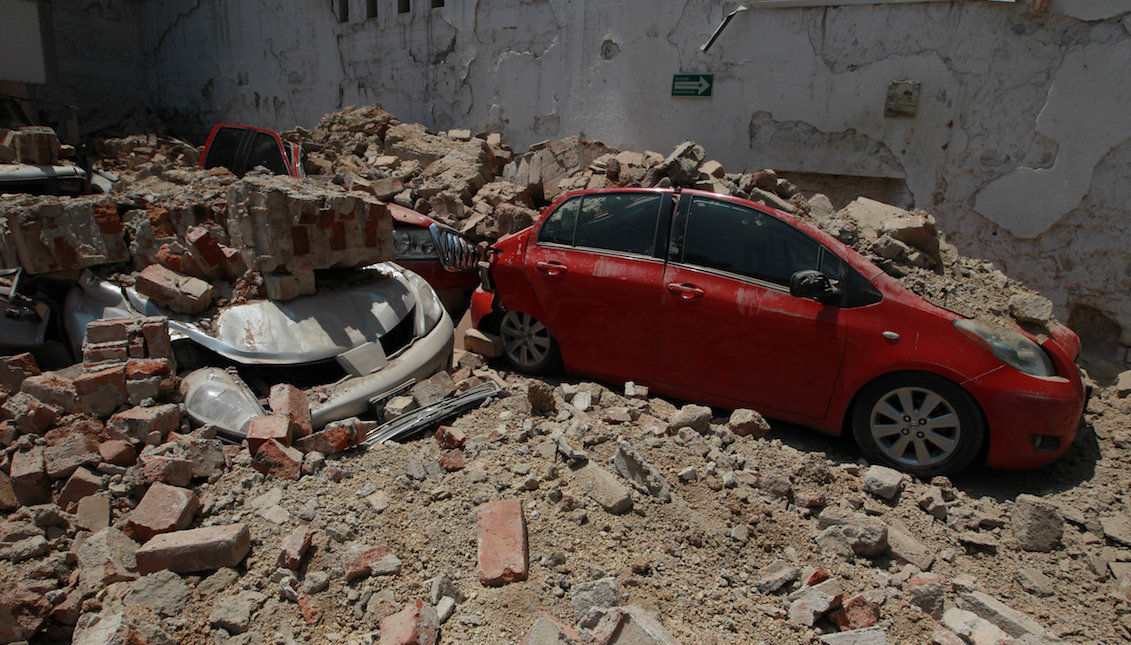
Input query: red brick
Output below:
<box><xmin>92</xmin><ymin>202</ymin><xmax>123</xmax><ymax>235</ymax></box>
<box><xmin>9</xmin><ymin>447</ymin><xmax>50</xmax><ymax>505</ymax></box>
<box><xmin>76</xmin><ymin>494</ymin><xmax>111</xmax><ymax>532</ymax></box>
<box><xmin>135</xmin><ymin>264</ymin><xmax>213</xmax><ymax>314</ymax></box>
<box><xmin>477</xmin><ymin>498</ymin><xmax>528</xmax><ymax>586</ymax></box>
<box><xmin>294</xmin><ymin>421</ymin><xmax>362</xmax><ymax>455</ymax></box>
<box><xmin>378</xmin><ymin>599</ymin><xmax>439</xmax><ymax>645</ymax></box>
<box><xmin>124</xmin><ymin>358</ymin><xmax>172</xmax><ymax>381</ymax></box>
<box><xmin>74</xmin><ymin>365</ymin><xmax>128</xmax><ymax>417</ymax></box>
<box><xmin>346</xmin><ymin>544</ymin><xmax>391</xmax><ymax>582</ymax></box>
<box><xmin>251</xmin><ymin>439</ymin><xmax>303</xmax><ymax>480</ymax></box>
<box><xmin>55</xmin><ymin>467</ymin><xmax>103</xmax><ymax>512</ymax></box>
<box><xmin>2</xmin><ymin>392</ymin><xmax>58</xmax><ymax>434</ymax></box>
<box><xmin>297</xmin><ymin>594</ymin><xmax>324</xmax><ymax>625</ymax></box>
<box><xmin>43</xmin><ymin>433</ymin><xmax>101</xmax><ymax>480</ymax></box>
<box><xmin>186</xmin><ymin>226</ymin><xmax>228</xmax><ymax>267</ymax></box>
<box><xmin>108</xmin><ymin>404</ymin><xmax>181</xmax><ymax>442</ymax></box>
<box><xmin>125</xmin><ymin>482</ymin><xmax>200</xmax><ymax>541</ymax></box>
<box><xmin>830</xmin><ymin>594</ymin><xmax>880</xmax><ymax>631</ymax></box>
<box><xmin>42</xmin><ymin>418</ymin><xmax>106</xmax><ymax>446</ymax></box>
<box><xmin>147</xmin><ymin>207</ymin><xmax>175</xmax><ymax>238</ymax></box>
<box><xmin>127</xmin><ymin>335</ymin><xmax>146</xmax><ymax>359</ymax></box>
<box><xmin>278</xmin><ymin>526</ymin><xmax>317</xmax><ymax>570</ymax></box>
<box><xmin>20</xmin><ymin>373</ymin><xmax>81</xmax><ymax>415</ymax></box>
<box><xmin>83</xmin><ymin>340</ymin><xmax>129</xmax><ymax>366</ymax></box>
<box><xmin>135</xmin><ymin>523</ymin><xmax>251</xmax><ymax>574</ymax></box>
<box><xmin>84</xmin><ymin>318</ymin><xmax>131</xmax><ymax>345</ymax></box>
<box><xmin>0</xmin><ymin>352</ymin><xmax>40</xmax><ymax>393</ymax></box>
<box><xmin>246</xmin><ymin>415</ymin><xmax>294</xmax><ymax>456</ymax></box>
<box><xmin>269</xmin><ymin>383</ymin><xmax>312</xmax><ymax>437</ymax></box>
<box><xmin>98</xmin><ymin>439</ymin><xmax>138</xmax><ymax>466</ymax></box>
<box><xmin>803</xmin><ymin>567</ymin><xmax>831</xmax><ymax>587</ymax></box>
<box><xmin>141</xmin><ymin>319</ymin><xmax>173</xmax><ymax>358</ymax></box>
<box><xmin>0</xmin><ymin>472</ymin><xmax>18</xmax><ymax>512</ymax></box>
<box><xmin>439</xmin><ymin>449</ymin><xmax>465</xmax><ymax>472</ymax></box>
<box><xmin>140</xmin><ymin>456</ymin><xmax>193</xmax><ymax>486</ymax></box>
<box><xmin>434</xmin><ymin>425</ymin><xmax>466</xmax><ymax>450</ymax></box>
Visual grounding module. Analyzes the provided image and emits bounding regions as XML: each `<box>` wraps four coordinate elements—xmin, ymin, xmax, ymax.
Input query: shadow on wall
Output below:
<box><xmin>1068</xmin><ymin>304</ymin><xmax>1126</xmax><ymax>384</ymax></box>
<box><xmin>778</xmin><ymin>172</ymin><xmax>913</xmax><ymax>212</ymax></box>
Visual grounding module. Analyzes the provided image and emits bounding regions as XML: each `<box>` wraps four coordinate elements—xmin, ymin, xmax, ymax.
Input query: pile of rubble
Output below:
<box><xmin>4</xmin><ymin>338</ymin><xmax>1129</xmax><ymax>643</ymax></box>
<box><xmin>2</xmin><ymin>104</ymin><xmax>1126</xmax><ymax>644</ymax></box>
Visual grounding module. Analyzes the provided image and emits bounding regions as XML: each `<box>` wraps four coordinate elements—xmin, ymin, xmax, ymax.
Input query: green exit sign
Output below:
<box><xmin>672</xmin><ymin>73</ymin><xmax>713</xmax><ymax>97</ymax></box>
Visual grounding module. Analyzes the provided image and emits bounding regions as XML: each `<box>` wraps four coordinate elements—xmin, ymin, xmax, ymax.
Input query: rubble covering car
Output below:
<box><xmin>200</xmin><ymin>123</ymin><xmax>479</xmax><ymax>311</ymax></box>
<box><xmin>470</xmin><ymin>187</ymin><xmax>1089</xmax><ymax>476</ymax></box>
<box><xmin>1</xmin><ymin>263</ymin><xmax>453</xmax><ymax>441</ymax></box>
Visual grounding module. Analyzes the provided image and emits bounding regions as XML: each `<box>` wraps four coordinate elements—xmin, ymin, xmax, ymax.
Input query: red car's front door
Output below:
<box><xmin>654</xmin><ymin>195</ymin><xmax>848</xmax><ymax>419</ymax></box>
<box><xmin>522</xmin><ymin>192</ymin><xmax>671</xmax><ymax>384</ymax></box>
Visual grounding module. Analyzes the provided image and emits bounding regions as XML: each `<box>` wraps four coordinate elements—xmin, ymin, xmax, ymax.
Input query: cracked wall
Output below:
<box><xmin>40</xmin><ymin>0</ymin><xmax>1131</xmax><ymax>353</ymax></box>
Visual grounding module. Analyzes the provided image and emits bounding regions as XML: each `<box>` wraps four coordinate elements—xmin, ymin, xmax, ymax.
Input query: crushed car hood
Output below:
<box><xmin>68</xmin><ymin>265</ymin><xmax>417</xmax><ymax>365</ymax></box>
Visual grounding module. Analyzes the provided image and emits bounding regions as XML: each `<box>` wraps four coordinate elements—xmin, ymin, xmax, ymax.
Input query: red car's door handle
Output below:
<box><xmin>667</xmin><ymin>282</ymin><xmax>704</xmax><ymax>300</ymax></box>
<box><xmin>536</xmin><ymin>261</ymin><xmax>568</xmax><ymax>277</ymax></box>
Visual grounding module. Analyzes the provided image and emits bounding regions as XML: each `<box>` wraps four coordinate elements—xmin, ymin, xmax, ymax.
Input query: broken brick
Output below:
<box><xmin>477</xmin><ymin>498</ymin><xmax>528</xmax><ymax>586</ymax></box>
<box><xmin>135</xmin><ymin>523</ymin><xmax>251</xmax><ymax>574</ymax></box>
<box><xmin>9</xmin><ymin>447</ymin><xmax>51</xmax><ymax>505</ymax></box>
<box><xmin>346</xmin><ymin>544</ymin><xmax>392</xmax><ymax>581</ymax></box>
<box><xmin>20</xmin><ymin>372</ymin><xmax>81</xmax><ymax>415</ymax></box>
<box><xmin>83</xmin><ymin>318</ymin><xmax>131</xmax><ymax>345</ymax></box>
<box><xmin>74</xmin><ymin>365</ymin><xmax>128</xmax><ymax>417</ymax></box>
<box><xmin>246</xmin><ymin>415</ymin><xmax>294</xmax><ymax>456</ymax></box>
<box><xmin>107</xmin><ymin>404</ymin><xmax>181</xmax><ymax>442</ymax></box>
<box><xmin>124</xmin><ymin>358</ymin><xmax>172</xmax><ymax>381</ymax></box>
<box><xmin>0</xmin><ymin>472</ymin><xmax>19</xmax><ymax>512</ymax></box>
<box><xmin>0</xmin><ymin>352</ymin><xmax>40</xmax><ymax>393</ymax></box>
<box><xmin>269</xmin><ymin>383</ymin><xmax>313</xmax><ymax>437</ymax></box>
<box><xmin>278</xmin><ymin>527</ymin><xmax>317</xmax><ymax>570</ymax></box>
<box><xmin>134</xmin><ymin>264</ymin><xmax>213</xmax><ymax>314</ymax></box>
<box><xmin>434</xmin><ymin>425</ymin><xmax>466</xmax><ymax>450</ymax></box>
<box><xmin>378</xmin><ymin>599</ymin><xmax>440</xmax><ymax>645</ymax></box>
<box><xmin>439</xmin><ymin>449</ymin><xmax>465</xmax><ymax>472</ymax></box>
<box><xmin>251</xmin><ymin>439</ymin><xmax>303</xmax><ymax>480</ymax></box>
<box><xmin>294</xmin><ymin>420</ymin><xmax>364</xmax><ymax>455</ymax></box>
<box><xmin>43</xmin><ymin>433</ymin><xmax>101</xmax><ymax>480</ymax></box>
<box><xmin>140</xmin><ymin>456</ymin><xmax>193</xmax><ymax>486</ymax></box>
<box><xmin>2</xmin><ymin>392</ymin><xmax>58</xmax><ymax>434</ymax></box>
<box><xmin>55</xmin><ymin>467</ymin><xmax>103</xmax><ymax>512</ymax></box>
<box><xmin>98</xmin><ymin>439</ymin><xmax>138</xmax><ymax>466</ymax></box>
<box><xmin>124</xmin><ymin>482</ymin><xmax>200</xmax><ymax>541</ymax></box>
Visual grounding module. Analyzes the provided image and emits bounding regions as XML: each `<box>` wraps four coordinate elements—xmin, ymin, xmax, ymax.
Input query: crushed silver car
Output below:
<box><xmin>2</xmin><ymin>263</ymin><xmax>454</xmax><ymax>441</ymax></box>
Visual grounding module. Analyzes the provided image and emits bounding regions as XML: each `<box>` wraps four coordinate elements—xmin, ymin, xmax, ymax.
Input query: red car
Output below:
<box><xmin>200</xmin><ymin>123</ymin><xmax>479</xmax><ymax>311</ymax></box>
<box><xmin>470</xmin><ymin>187</ymin><xmax>1088</xmax><ymax>476</ymax></box>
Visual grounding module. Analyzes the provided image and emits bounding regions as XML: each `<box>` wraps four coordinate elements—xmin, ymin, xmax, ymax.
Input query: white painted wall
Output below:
<box><xmin>46</xmin><ymin>1</ymin><xmax>1131</xmax><ymax>352</ymax></box>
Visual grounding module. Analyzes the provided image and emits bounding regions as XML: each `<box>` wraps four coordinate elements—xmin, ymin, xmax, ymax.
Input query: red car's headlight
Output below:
<box><xmin>954</xmin><ymin>318</ymin><xmax>1056</xmax><ymax>377</ymax></box>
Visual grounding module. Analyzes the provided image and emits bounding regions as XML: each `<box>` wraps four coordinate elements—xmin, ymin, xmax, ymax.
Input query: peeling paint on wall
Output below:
<box><xmin>35</xmin><ymin>0</ymin><xmax>1131</xmax><ymax>347</ymax></box>
<box><xmin>973</xmin><ymin>39</ymin><xmax>1131</xmax><ymax>239</ymax></box>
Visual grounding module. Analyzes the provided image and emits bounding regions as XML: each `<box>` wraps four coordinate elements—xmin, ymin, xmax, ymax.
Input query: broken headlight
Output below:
<box><xmin>394</xmin><ymin>228</ymin><xmax>438</xmax><ymax>260</ymax></box>
<box><xmin>954</xmin><ymin>318</ymin><xmax>1055</xmax><ymax>377</ymax></box>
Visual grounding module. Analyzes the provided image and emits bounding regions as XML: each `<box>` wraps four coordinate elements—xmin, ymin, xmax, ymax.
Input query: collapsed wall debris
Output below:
<box><xmin>2</xmin><ymin>105</ymin><xmax>1126</xmax><ymax>644</ymax></box>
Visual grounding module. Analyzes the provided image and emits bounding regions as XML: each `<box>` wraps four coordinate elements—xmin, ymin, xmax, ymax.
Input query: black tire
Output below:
<box><xmin>498</xmin><ymin>310</ymin><xmax>560</xmax><ymax>375</ymax></box>
<box><xmin>851</xmin><ymin>372</ymin><xmax>984</xmax><ymax>477</ymax></box>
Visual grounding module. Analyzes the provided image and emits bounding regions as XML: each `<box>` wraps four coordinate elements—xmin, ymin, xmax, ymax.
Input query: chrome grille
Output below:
<box><xmin>429</xmin><ymin>223</ymin><xmax>479</xmax><ymax>272</ymax></box>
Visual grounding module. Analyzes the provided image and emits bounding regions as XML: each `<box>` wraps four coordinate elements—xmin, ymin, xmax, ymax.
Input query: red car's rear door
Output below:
<box><xmin>522</xmin><ymin>192</ymin><xmax>672</xmax><ymax>384</ymax></box>
<box><xmin>655</xmin><ymin>195</ymin><xmax>848</xmax><ymax>419</ymax></box>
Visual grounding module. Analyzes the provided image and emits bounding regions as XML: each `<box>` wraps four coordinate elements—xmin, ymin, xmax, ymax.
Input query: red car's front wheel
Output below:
<box><xmin>498</xmin><ymin>311</ymin><xmax>560</xmax><ymax>375</ymax></box>
<box><xmin>852</xmin><ymin>372</ymin><xmax>985</xmax><ymax>477</ymax></box>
